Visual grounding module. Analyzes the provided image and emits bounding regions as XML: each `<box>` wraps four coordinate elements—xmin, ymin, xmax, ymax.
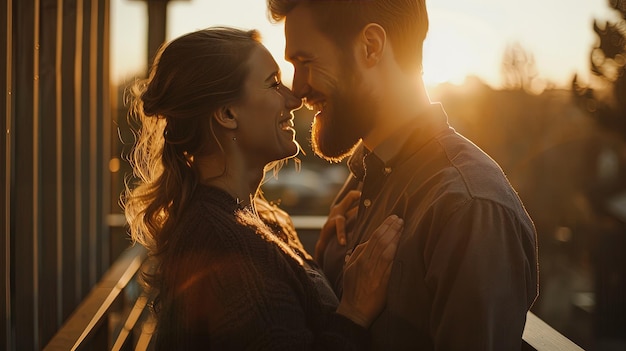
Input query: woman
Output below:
<box><xmin>124</xmin><ymin>27</ymin><xmax>403</xmax><ymax>349</ymax></box>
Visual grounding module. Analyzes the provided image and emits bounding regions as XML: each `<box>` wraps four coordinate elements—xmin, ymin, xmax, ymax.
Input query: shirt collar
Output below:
<box><xmin>347</xmin><ymin>143</ymin><xmax>369</xmax><ymax>181</ymax></box>
<box><xmin>347</xmin><ymin>103</ymin><xmax>450</xmax><ymax>180</ymax></box>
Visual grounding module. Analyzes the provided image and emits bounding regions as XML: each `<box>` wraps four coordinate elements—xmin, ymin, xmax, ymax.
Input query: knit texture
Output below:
<box><xmin>154</xmin><ymin>185</ymin><xmax>368</xmax><ymax>350</ymax></box>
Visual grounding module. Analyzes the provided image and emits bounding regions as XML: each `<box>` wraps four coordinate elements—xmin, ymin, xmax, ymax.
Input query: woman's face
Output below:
<box><xmin>230</xmin><ymin>44</ymin><xmax>302</xmax><ymax>166</ymax></box>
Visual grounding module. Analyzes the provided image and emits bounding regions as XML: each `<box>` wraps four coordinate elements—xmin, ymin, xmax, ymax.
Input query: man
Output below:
<box><xmin>267</xmin><ymin>0</ymin><xmax>539</xmax><ymax>349</ymax></box>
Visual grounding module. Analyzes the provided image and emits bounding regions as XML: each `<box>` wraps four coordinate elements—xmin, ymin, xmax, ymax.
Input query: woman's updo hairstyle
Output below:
<box><xmin>124</xmin><ymin>27</ymin><xmax>261</xmax><ymax>254</ymax></box>
<box><xmin>143</xmin><ymin>27</ymin><xmax>261</xmax><ymax>155</ymax></box>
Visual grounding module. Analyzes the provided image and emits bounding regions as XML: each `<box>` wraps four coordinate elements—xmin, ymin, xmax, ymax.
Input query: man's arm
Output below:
<box><xmin>424</xmin><ymin>197</ymin><xmax>538</xmax><ymax>350</ymax></box>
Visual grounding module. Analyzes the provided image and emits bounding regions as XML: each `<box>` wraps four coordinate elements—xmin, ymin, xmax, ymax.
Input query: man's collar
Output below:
<box><xmin>347</xmin><ymin>143</ymin><xmax>369</xmax><ymax>181</ymax></box>
<box><xmin>346</xmin><ymin>103</ymin><xmax>450</xmax><ymax>180</ymax></box>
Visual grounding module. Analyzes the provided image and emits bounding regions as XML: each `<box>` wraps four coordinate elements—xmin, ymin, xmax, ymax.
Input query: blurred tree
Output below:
<box><xmin>573</xmin><ymin>0</ymin><xmax>626</xmax><ymax>139</ymax></box>
<box><xmin>500</xmin><ymin>42</ymin><xmax>544</xmax><ymax>94</ymax></box>
<box><xmin>572</xmin><ymin>2</ymin><xmax>626</xmax><ymax>349</ymax></box>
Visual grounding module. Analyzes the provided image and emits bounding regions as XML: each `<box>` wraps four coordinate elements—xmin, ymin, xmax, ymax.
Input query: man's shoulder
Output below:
<box><xmin>400</xmin><ymin>131</ymin><xmax>523</xmax><ymax>209</ymax></box>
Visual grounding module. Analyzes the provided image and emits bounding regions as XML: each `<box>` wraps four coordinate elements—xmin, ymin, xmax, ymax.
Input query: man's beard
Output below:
<box><xmin>311</xmin><ymin>72</ymin><xmax>377</xmax><ymax>163</ymax></box>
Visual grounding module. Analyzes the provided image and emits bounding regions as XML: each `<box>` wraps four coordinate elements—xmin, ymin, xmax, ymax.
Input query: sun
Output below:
<box><xmin>422</xmin><ymin>10</ymin><xmax>505</xmax><ymax>88</ymax></box>
<box><xmin>422</xmin><ymin>30</ymin><xmax>472</xmax><ymax>87</ymax></box>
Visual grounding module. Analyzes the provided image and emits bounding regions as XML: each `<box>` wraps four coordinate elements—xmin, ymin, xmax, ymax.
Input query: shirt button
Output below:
<box><xmin>363</xmin><ymin>199</ymin><xmax>372</xmax><ymax>207</ymax></box>
<box><xmin>384</xmin><ymin>167</ymin><xmax>392</xmax><ymax>175</ymax></box>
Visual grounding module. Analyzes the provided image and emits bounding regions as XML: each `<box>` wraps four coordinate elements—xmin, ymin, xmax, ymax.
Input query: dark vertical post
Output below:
<box><xmin>146</xmin><ymin>0</ymin><xmax>168</xmax><ymax>65</ymax></box>
<box><xmin>39</xmin><ymin>0</ymin><xmax>61</xmax><ymax>344</ymax></box>
<box><xmin>2</xmin><ymin>0</ymin><xmax>111</xmax><ymax>348</ymax></box>
<box><xmin>13</xmin><ymin>0</ymin><xmax>40</xmax><ymax>348</ymax></box>
<box><xmin>130</xmin><ymin>0</ymin><xmax>189</xmax><ymax>70</ymax></box>
<box><xmin>0</xmin><ymin>0</ymin><xmax>12</xmax><ymax>348</ymax></box>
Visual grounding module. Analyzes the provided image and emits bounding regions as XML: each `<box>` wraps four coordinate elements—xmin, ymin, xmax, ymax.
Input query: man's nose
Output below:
<box><xmin>291</xmin><ymin>69</ymin><xmax>310</xmax><ymax>100</ymax></box>
<box><xmin>285</xmin><ymin>88</ymin><xmax>303</xmax><ymax>111</ymax></box>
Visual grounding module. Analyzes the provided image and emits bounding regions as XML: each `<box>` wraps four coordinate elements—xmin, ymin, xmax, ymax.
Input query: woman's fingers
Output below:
<box><xmin>369</xmin><ymin>215</ymin><xmax>403</xmax><ymax>263</ymax></box>
<box><xmin>344</xmin><ymin>206</ymin><xmax>358</xmax><ymax>230</ymax></box>
<box><xmin>335</xmin><ymin>196</ymin><xmax>359</xmax><ymax>246</ymax></box>
<box><xmin>337</xmin><ymin>214</ymin><xmax>403</xmax><ymax>327</ymax></box>
<box><xmin>315</xmin><ymin>191</ymin><xmax>362</xmax><ymax>263</ymax></box>
<box><xmin>332</xmin><ymin>190</ymin><xmax>361</xmax><ymax>214</ymax></box>
<box><xmin>346</xmin><ymin>215</ymin><xmax>403</xmax><ymax>266</ymax></box>
<box><xmin>335</xmin><ymin>215</ymin><xmax>347</xmax><ymax>245</ymax></box>
<box><xmin>315</xmin><ymin>218</ymin><xmax>335</xmax><ymax>263</ymax></box>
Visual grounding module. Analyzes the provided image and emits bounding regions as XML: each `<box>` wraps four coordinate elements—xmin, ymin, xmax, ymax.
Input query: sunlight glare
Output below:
<box><xmin>422</xmin><ymin>10</ymin><xmax>504</xmax><ymax>88</ymax></box>
<box><xmin>111</xmin><ymin>0</ymin><xmax>622</xmax><ymax>90</ymax></box>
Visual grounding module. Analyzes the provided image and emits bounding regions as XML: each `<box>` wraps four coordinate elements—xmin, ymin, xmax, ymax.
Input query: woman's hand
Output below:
<box><xmin>336</xmin><ymin>215</ymin><xmax>403</xmax><ymax>328</ymax></box>
<box><xmin>314</xmin><ymin>190</ymin><xmax>361</xmax><ymax>264</ymax></box>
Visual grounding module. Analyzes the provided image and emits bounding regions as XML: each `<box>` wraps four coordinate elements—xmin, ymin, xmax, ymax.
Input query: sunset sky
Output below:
<box><xmin>111</xmin><ymin>0</ymin><xmax>621</xmax><ymax>89</ymax></box>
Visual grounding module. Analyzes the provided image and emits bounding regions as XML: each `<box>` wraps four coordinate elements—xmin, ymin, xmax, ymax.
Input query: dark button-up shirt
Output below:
<box><xmin>322</xmin><ymin>103</ymin><xmax>539</xmax><ymax>350</ymax></box>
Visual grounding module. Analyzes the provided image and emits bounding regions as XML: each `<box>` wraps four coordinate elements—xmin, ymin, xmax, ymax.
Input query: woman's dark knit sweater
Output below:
<box><xmin>154</xmin><ymin>185</ymin><xmax>368</xmax><ymax>350</ymax></box>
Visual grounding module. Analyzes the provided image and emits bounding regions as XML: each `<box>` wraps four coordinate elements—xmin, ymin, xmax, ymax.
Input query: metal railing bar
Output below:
<box><xmin>523</xmin><ymin>311</ymin><xmax>585</xmax><ymax>350</ymax></box>
<box><xmin>45</xmin><ymin>217</ymin><xmax>586</xmax><ymax>351</ymax></box>
<box><xmin>43</xmin><ymin>244</ymin><xmax>147</xmax><ymax>351</ymax></box>
<box><xmin>111</xmin><ymin>292</ymin><xmax>151</xmax><ymax>351</ymax></box>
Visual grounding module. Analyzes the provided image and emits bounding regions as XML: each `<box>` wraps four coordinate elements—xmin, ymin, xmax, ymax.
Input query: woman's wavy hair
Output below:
<box><xmin>123</xmin><ymin>27</ymin><xmax>261</xmax><ymax>259</ymax></box>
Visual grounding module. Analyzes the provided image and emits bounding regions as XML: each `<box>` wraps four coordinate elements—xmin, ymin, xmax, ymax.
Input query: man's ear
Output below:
<box><xmin>213</xmin><ymin>107</ymin><xmax>238</xmax><ymax>130</ymax></box>
<box><xmin>359</xmin><ymin>23</ymin><xmax>386</xmax><ymax>67</ymax></box>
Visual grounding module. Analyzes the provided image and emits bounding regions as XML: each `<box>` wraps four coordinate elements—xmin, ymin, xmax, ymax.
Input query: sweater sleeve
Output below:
<box><xmin>160</xmin><ymin>225</ymin><xmax>368</xmax><ymax>350</ymax></box>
